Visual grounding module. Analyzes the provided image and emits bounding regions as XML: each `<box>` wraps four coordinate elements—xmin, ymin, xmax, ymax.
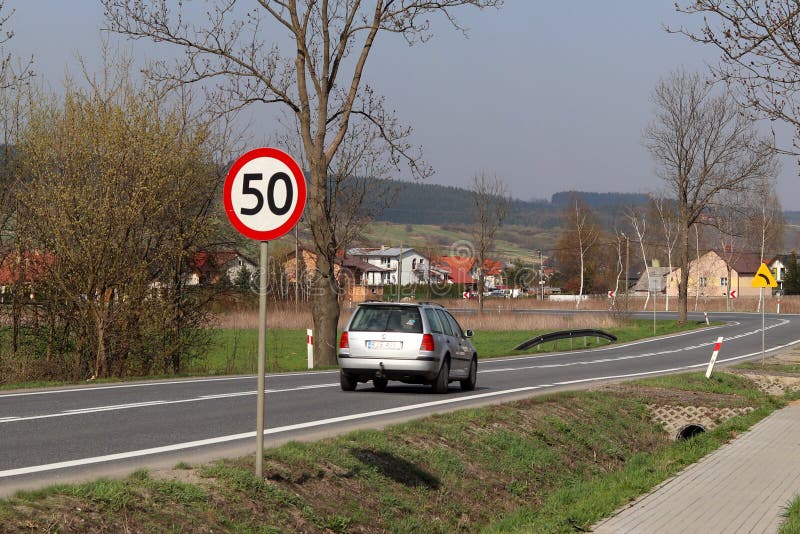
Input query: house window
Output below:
<box><xmin>699</xmin><ymin>277</ymin><xmax>707</xmax><ymax>288</ymax></box>
<box><xmin>412</xmin><ymin>258</ymin><xmax>417</xmax><ymax>270</ymax></box>
<box><xmin>720</xmin><ymin>277</ymin><xmax>728</xmax><ymax>287</ymax></box>
<box><xmin>381</xmin><ymin>256</ymin><xmax>390</xmax><ymax>266</ymax></box>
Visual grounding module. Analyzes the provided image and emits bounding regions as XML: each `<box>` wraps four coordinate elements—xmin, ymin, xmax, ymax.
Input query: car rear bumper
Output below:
<box><xmin>338</xmin><ymin>356</ymin><xmax>439</xmax><ymax>381</ymax></box>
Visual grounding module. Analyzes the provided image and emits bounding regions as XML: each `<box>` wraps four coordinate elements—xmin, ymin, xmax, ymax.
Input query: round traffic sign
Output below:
<box><xmin>223</xmin><ymin>147</ymin><xmax>307</xmax><ymax>241</ymax></box>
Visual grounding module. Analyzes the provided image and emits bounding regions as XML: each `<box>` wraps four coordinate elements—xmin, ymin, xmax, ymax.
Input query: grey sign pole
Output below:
<box><xmin>256</xmin><ymin>240</ymin><xmax>268</xmax><ymax>478</ymax></box>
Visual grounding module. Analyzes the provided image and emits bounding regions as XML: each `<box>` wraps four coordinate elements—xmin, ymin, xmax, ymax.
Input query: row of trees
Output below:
<box><xmin>552</xmin><ymin>70</ymin><xmax>783</xmax><ymax>319</ymax></box>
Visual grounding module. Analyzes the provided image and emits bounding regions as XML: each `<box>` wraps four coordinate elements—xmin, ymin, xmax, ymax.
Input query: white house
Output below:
<box><xmin>347</xmin><ymin>246</ymin><xmax>431</xmax><ymax>285</ymax></box>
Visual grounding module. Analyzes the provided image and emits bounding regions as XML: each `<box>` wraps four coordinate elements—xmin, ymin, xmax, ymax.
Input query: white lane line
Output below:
<box><xmin>0</xmin><ymin>385</ymin><xmax>543</xmax><ymax>478</ymax></box>
<box><xmin>552</xmin><ymin>338</ymin><xmax>800</xmax><ymax>386</ymax></box>
<box><xmin>482</xmin><ymin>320</ymin><xmax>792</xmax><ymax>373</ymax></box>
<box><xmin>1</xmin><ymin>384</ymin><xmax>340</xmax><ymax>424</ymax></box>
<box><xmin>0</xmin><ymin>370</ymin><xmax>340</xmax><ymax>399</ymax></box>
<box><xmin>5</xmin><ymin>336</ymin><xmax>800</xmax><ymax>479</ymax></box>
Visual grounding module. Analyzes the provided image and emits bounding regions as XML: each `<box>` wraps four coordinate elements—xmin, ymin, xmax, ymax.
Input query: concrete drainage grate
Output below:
<box><xmin>646</xmin><ymin>404</ymin><xmax>755</xmax><ymax>441</ymax></box>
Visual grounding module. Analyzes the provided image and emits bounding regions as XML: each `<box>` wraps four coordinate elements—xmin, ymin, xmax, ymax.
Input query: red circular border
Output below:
<box><xmin>223</xmin><ymin>147</ymin><xmax>307</xmax><ymax>241</ymax></box>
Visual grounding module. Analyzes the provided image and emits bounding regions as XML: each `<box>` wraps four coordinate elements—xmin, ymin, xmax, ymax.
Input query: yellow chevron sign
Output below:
<box><xmin>751</xmin><ymin>263</ymin><xmax>778</xmax><ymax>288</ymax></box>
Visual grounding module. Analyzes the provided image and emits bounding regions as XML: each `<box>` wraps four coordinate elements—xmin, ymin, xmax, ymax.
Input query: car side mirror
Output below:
<box><xmin>464</xmin><ymin>329</ymin><xmax>474</xmax><ymax>338</ymax></box>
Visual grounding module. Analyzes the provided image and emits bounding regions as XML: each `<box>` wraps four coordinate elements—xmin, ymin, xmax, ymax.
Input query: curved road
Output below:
<box><xmin>1</xmin><ymin>311</ymin><xmax>798</xmax><ymax>495</ymax></box>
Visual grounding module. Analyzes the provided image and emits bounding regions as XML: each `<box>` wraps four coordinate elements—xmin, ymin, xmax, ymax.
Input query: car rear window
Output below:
<box><xmin>349</xmin><ymin>306</ymin><xmax>423</xmax><ymax>333</ymax></box>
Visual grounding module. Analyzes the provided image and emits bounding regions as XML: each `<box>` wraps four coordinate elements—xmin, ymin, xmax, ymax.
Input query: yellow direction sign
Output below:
<box><xmin>751</xmin><ymin>263</ymin><xmax>778</xmax><ymax>288</ymax></box>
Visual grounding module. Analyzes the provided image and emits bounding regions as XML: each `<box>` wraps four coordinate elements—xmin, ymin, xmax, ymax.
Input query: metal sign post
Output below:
<box><xmin>750</xmin><ymin>263</ymin><xmax>778</xmax><ymax>367</ymax></box>
<box><xmin>223</xmin><ymin>147</ymin><xmax>306</xmax><ymax>479</ymax></box>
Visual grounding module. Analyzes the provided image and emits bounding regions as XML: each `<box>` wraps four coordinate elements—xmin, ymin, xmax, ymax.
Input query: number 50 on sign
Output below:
<box><xmin>223</xmin><ymin>147</ymin><xmax>307</xmax><ymax>242</ymax></box>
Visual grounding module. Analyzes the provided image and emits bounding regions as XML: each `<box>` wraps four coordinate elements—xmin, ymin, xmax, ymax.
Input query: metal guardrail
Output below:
<box><xmin>513</xmin><ymin>329</ymin><xmax>617</xmax><ymax>351</ymax></box>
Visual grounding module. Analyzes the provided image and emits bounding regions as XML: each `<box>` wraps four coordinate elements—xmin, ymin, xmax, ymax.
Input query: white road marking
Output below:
<box><xmin>3</xmin><ymin>335</ymin><xmax>800</xmax><ymax>479</ymax></box>
<box><xmin>0</xmin><ymin>385</ymin><xmax>543</xmax><ymax>478</ymax></box>
<box><xmin>0</xmin><ymin>384</ymin><xmax>340</xmax><ymax>424</ymax></box>
<box><xmin>0</xmin><ymin>370</ymin><xmax>339</xmax><ymax>399</ymax></box>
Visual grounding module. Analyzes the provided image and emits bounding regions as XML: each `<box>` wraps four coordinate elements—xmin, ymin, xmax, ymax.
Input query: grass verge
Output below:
<box><xmin>781</xmin><ymin>496</ymin><xmax>800</xmax><ymax>534</ymax></box>
<box><xmin>0</xmin><ymin>371</ymin><xmax>789</xmax><ymax>533</ymax></box>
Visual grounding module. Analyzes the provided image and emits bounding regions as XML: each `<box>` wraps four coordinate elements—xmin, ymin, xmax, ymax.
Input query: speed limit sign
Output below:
<box><xmin>223</xmin><ymin>147</ymin><xmax>306</xmax><ymax>241</ymax></box>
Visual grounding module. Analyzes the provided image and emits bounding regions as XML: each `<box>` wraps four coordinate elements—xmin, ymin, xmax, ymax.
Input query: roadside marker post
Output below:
<box><xmin>223</xmin><ymin>147</ymin><xmax>306</xmax><ymax>479</ymax></box>
<box><xmin>306</xmin><ymin>329</ymin><xmax>314</xmax><ymax>369</ymax></box>
<box><xmin>705</xmin><ymin>337</ymin><xmax>724</xmax><ymax>378</ymax></box>
<box><xmin>751</xmin><ymin>262</ymin><xmax>778</xmax><ymax>365</ymax></box>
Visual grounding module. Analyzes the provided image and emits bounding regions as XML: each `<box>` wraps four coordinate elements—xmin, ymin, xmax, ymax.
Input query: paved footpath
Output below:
<box><xmin>593</xmin><ymin>402</ymin><xmax>800</xmax><ymax>533</ymax></box>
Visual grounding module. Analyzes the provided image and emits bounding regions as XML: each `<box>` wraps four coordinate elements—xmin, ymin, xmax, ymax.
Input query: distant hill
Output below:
<box><xmin>375</xmin><ymin>180</ymin><xmax>650</xmax><ymax>228</ymax></box>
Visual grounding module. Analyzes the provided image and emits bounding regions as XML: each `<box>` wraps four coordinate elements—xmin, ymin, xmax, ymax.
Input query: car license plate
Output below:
<box><xmin>366</xmin><ymin>340</ymin><xmax>401</xmax><ymax>350</ymax></box>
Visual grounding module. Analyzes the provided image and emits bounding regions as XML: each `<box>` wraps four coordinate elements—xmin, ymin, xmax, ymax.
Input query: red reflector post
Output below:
<box><xmin>420</xmin><ymin>333</ymin><xmax>435</xmax><ymax>351</ymax></box>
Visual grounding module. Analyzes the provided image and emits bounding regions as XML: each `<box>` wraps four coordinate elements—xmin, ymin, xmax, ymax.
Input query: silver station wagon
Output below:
<box><xmin>337</xmin><ymin>302</ymin><xmax>477</xmax><ymax>393</ymax></box>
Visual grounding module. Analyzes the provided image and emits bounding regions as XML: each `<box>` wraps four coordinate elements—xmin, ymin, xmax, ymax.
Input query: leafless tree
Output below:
<box><xmin>673</xmin><ymin>1</ymin><xmax>800</xmax><ymax>155</ymax></box>
<box><xmin>103</xmin><ymin>0</ymin><xmax>501</xmax><ymax>366</ymax></box>
<box><xmin>0</xmin><ymin>2</ymin><xmax>33</xmax><ymax>356</ymax></box>
<box><xmin>627</xmin><ymin>207</ymin><xmax>651</xmax><ymax>311</ymax></box>
<box><xmin>554</xmin><ymin>194</ymin><xmax>599</xmax><ymax>308</ymax></box>
<box><xmin>644</xmin><ymin>69</ymin><xmax>777</xmax><ymax>323</ymax></box>
<box><xmin>470</xmin><ymin>173</ymin><xmax>509</xmax><ymax>313</ymax></box>
<box><xmin>651</xmin><ymin>197</ymin><xmax>680</xmax><ymax>311</ymax></box>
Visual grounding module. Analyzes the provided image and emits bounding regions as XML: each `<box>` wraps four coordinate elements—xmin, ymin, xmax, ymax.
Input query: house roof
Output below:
<box><xmin>631</xmin><ymin>266</ymin><xmax>674</xmax><ymax>292</ymax></box>
<box><xmin>341</xmin><ymin>257</ymin><xmax>392</xmax><ymax>273</ymax></box>
<box><xmin>190</xmin><ymin>250</ymin><xmax>255</xmax><ymax>273</ymax></box>
<box><xmin>347</xmin><ymin>247</ymin><xmax>420</xmax><ymax>258</ymax></box>
<box><xmin>0</xmin><ymin>250</ymin><xmax>53</xmax><ymax>285</ymax></box>
<box><xmin>723</xmin><ymin>252</ymin><xmax>761</xmax><ymax>275</ymax></box>
<box><xmin>436</xmin><ymin>256</ymin><xmax>476</xmax><ymax>284</ymax></box>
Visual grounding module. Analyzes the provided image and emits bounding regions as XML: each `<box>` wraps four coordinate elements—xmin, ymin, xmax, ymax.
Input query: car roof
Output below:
<box><xmin>356</xmin><ymin>301</ymin><xmax>442</xmax><ymax>308</ymax></box>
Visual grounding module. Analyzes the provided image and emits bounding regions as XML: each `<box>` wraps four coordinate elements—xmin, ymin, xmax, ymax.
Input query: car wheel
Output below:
<box><xmin>373</xmin><ymin>377</ymin><xmax>388</xmax><ymax>391</ymax></box>
<box><xmin>340</xmin><ymin>370</ymin><xmax>357</xmax><ymax>391</ymax></box>
<box><xmin>432</xmin><ymin>358</ymin><xmax>450</xmax><ymax>394</ymax></box>
<box><xmin>460</xmin><ymin>356</ymin><xmax>477</xmax><ymax>391</ymax></box>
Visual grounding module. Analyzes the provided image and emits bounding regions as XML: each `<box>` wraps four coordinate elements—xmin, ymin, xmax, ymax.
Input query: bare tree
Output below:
<box><xmin>0</xmin><ymin>2</ymin><xmax>33</xmax><ymax>356</ymax></box>
<box><xmin>644</xmin><ymin>70</ymin><xmax>777</xmax><ymax>323</ymax></box>
<box><xmin>554</xmin><ymin>194</ymin><xmax>599</xmax><ymax>308</ymax></box>
<box><xmin>470</xmin><ymin>173</ymin><xmax>509</xmax><ymax>313</ymax></box>
<box><xmin>627</xmin><ymin>207</ymin><xmax>651</xmax><ymax>311</ymax></box>
<box><xmin>103</xmin><ymin>1</ymin><xmax>501</xmax><ymax>367</ymax></box>
<box><xmin>674</xmin><ymin>2</ymin><xmax>800</xmax><ymax>155</ymax></box>
<box><xmin>652</xmin><ymin>197</ymin><xmax>680</xmax><ymax>311</ymax></box>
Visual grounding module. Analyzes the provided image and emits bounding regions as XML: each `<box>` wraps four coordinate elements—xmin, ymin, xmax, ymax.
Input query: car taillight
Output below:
<box><xmin>339</xmin><ymin>331</ymin><xmax>349</xmax><ymax>349</ymax></box>
<box><xmin>420</xmin><ymin>333</ymin><xmax>435</xmax><ymax>351</ymax></box>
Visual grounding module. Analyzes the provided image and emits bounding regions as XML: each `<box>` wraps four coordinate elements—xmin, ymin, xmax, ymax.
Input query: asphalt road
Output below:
<box><xmin>1</xmin><ymin>311</ymin><xmax>798</xmax><ymax>496</ymax></box>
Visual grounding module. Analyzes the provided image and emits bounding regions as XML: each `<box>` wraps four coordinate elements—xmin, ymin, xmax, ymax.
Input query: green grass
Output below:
<box><xmin>781</xmin><ymin>496</ymin><xmax>800</xmax><ymax>534</ymax></box>
<box><xmin>0</xmin><ymin>372</ymin><xmax>783</xmax><ymax>532</ymax></box>
<box><xmin>736</xmin><ymin>362</ymin><xmax>800</xmax><ymax>374</ymax></box>
<box><xmin>484</xmin><ymin>404</ymin><xmax>779</xmax><ymax>533</ymax></box>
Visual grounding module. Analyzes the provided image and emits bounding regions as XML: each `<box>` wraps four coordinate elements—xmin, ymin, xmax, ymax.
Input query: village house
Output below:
<box><xmin>346</xmin><ymin>246</ymin><xmax>432</xmax><ymax>285</ymax></box>
<box><xmin>667</xmin><ymin>250</ymin><xmax>762</xmax><ymax>298</ymax></box>
<box><xmin>283</xmin><ymin>247</ymin><xmax>389</xmax><ymax>303</ymax></box>
<box><xmin>186</xmin><ymin>250</ymin><xmax>258</xmax><ymax>287</ymax></box>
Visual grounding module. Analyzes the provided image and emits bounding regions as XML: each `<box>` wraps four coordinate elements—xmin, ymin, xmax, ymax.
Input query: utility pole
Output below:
<box><xmin>538</xmin><ymin>249</ymin><xmax>544</xmax><ymax>301</ymax></box>
<box><xmin>622</xmin><ymin>233</ymin><xmax>630</xmax><ymax>310</ymax></box>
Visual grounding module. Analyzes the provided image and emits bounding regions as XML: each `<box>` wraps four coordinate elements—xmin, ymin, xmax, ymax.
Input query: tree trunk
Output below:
<box><xmin>312</xmin><ymin>253</ymin><xmax>340</xmax><ymax>367</ymax></box>
<box><xmin>678</xmin><ymin>223</ymin><xmax>690</xmax><ymax>324</ymax></box>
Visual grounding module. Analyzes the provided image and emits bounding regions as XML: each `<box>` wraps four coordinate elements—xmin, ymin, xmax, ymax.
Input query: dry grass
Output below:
<box><xmin>211</xmin><ymin>295</ymin><xmax>800</xmax><ymax>331</ymax></box>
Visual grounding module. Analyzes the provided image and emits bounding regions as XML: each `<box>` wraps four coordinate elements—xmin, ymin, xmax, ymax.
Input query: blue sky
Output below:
<box><xmin>6</xmin><ymin>1</ymin><xmax>799</xmax><ymax>208</ymax></box>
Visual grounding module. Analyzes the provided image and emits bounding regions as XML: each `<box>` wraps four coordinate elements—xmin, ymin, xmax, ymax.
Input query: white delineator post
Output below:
<box><xmin>307</xmin><ymin>329</ymin><xmax>314</xmax><ymax>369</ymax></box>
<box><xmin>705</xmin><ymin>336</ymin><xmax>724</xmax><ymax>378</ymax></box>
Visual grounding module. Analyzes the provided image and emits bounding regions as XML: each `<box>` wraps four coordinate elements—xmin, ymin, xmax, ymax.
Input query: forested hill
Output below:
<box><xmin>375</xmin><ymin>180</ymin><xmax>649</xmax><ymax>228</ymax></box>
